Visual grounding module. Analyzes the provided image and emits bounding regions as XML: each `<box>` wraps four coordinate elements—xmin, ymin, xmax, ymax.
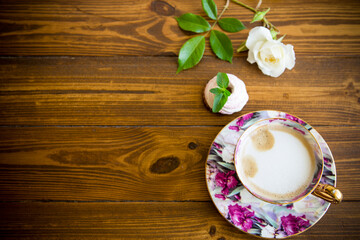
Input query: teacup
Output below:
<box><xmin>234</xmin><ymin>118</ymin><xmax>343</xmax><ymax>205</ymax></box>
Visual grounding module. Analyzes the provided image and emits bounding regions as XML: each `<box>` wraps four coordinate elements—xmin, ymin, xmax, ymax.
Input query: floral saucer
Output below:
<box><xmin>205</xmin><ymin>110</ymin><xmax>336</xmax><ymax>238</ymax></box>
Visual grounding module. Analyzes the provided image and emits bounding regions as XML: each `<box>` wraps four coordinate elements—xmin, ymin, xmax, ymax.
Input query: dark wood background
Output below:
<box><xmin>0</xmin><ymin>0</ymin><xmax>359</xmax><ymax>239</ymax></box>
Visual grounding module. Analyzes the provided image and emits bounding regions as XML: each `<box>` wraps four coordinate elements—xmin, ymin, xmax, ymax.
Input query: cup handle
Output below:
<box><xmin>312</xmin><ymin>183</ymin><xmax>343</xmax><ymax>204</ymax></box>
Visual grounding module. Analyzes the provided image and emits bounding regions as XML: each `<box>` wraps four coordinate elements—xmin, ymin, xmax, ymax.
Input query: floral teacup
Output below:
<box><xmin>234</xmin><ymin>118</ymin><xmax>342</xmax><ymax>205</ymax></box>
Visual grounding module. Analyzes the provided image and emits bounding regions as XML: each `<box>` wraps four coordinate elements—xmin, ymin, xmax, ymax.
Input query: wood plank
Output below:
<box><xmin>0</xmin><ymin>201</ymin><xmax>358</xmax><ymax>239</ymax></box>
<box><xmin>0</xmin><ymin>0</ymin><xmax>359</xmax><ymax>56</ymax></box>
<box><xmin>0</xmin><ymin>56</ymin><xmax>359</xmax><ymax>126</ymax></box>
<box><xmin>0</xmin><ymin>126</ymin><xmax>358</xmax><ymax>201</ymax></box>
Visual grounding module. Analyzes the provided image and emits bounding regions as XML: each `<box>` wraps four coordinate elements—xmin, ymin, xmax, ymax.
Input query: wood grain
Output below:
<box><xmin>0</xmin><ymin>56</ymin><xmax>359</xmax><ymax>126</ymax></box>
<box><xmin>0</xmin><ymin>201</ymin><xmax>359</xmax><ymax>239</ymax></box>
<box><xmin>0</xmin><ymin>0</ymin><xmax>359</xmax><ymax>56</ymax></box>
<box><xmin>0</xmin><ymin>126</ymin><xmax>358</xmax><ymax>201</ymax></box>
<box><xmin>0</xmin><ymin>0</ymin><xmax>359</xmax><ymax>239</ymax></box>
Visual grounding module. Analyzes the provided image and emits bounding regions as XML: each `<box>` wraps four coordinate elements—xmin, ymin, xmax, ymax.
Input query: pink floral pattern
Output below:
<box><xmin>215</xmin><ymin>194</ymin><xmax>226</xmax><ymax>200</ymax></box>
<box><xmin>228</xmin><ymin>112</ymin><xmax>254</xmax><ymax>132</ymax></box>
<box><xmin>237</xmin><ymin>112</ymin><xmax>254</xmax><ymax>126</ymax></box>
<box><xmin>285</xmin><ymin>114</ymin><xmax>306</xmax><ymax>125</ymax></box>
<box><xmin>280</xmin><ymin>214</ymin><xmax>310</xmax><ymax>235</ymax></box>
<box><xmin>228</xmin><ymin>204</ymin><xmax>254</xmax><ymax>232</ymax></box>
<box><xmin>292</xmin><ymin>127</ymin><xmax>305</xmax><ymax>135</ymax></box>
<box><xmin>215</xmin><ymin>171</ymin><xmax>238</xmax><ymax>195</ymax></box>
<box><xmin>206</xmin><ymin>110</ymin><xmax>337</xmax><ymax>239</ymax></box>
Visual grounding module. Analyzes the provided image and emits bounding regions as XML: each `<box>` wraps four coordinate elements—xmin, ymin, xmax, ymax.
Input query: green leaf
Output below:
<box><xmin>326</xmin><ymin>175</ymin><xmax>336</xmax><ymax>180</ymax></box>
<box><xmin>201</xmin><ymin>0</ymin><xmax>217</xmax><ymax>20</ymax></box>
<box><xmin>218</xmin><ymin>18</ymin><xmax>246</xmax><ymax>33</ymax></box>
<box><xmin>176</xmin><ymin>13</ymin><xmax>211</xmax><ymax>33</ymax></box>
<box><xmin>278</xmin><ymin>34</ymin><xmax>286</xmax><ymax>42</ymax></box>
<box><xmin>209</xmin><ymin>30</ymin><xmax>233</xmax><ymax>63</ymax></box>
<box><xmin>270</xmin><ymin>28</ymin><xmax>278</xmax><ymax>40</ymax></box>
<box><xmin>248</xmin><ymin>228</ymin><xmax>261</xmax><ymax>235</ymax></box>
<box><xmin>216</xmin><ymin>72</ymin><xmax>229</xmax><ymax>89</ymax></box>
<box><xmin>256</xmin><ymin>210</ymin><xmax>279</xmax><ymax>229</ymax></box>
<box><xmin>251</xmin><ymin>8</ymin><xmax>270</xmax><ymax>23</ymax></box>
<box><xmin>212</xmin><ymin>93</ymin><xmax>223</xmax><ymax>113</ymax></box>
<box><xmin>224</xmin><ymin>89</ymin><xmax>231</xmax><ymax>97</ymax></box>
<box><xmin>219</xmin><ymin>94</ymin><xmax>228</xmax><ymax>110</ymax></box>
<box><xmin>210</xmin><ymin>88</ymin><xmax>224</xmax><ymax>95</ymax></box>
<box><xmin>212</xmin><ymin>93</ymin><xmax>228</xmax><ymax>113</ymax></box>
<box><xmin>236</xmin><ymin>41</ymin><xmax>248</xmax><ymax>52</ymax></box>
<box><xmin>177</xmin><ymin>36</ymin><xmax>205</xmax><ymax>73</ymax></box>
<box><xmin>227</xmin><ymin>186</ymin><xmax>243</xmax><ymax>197</ymax></box>
<box><xmin>216</xmin><ymin>161</ymin><xmax>235</xmax><ymax>170</ymax></box>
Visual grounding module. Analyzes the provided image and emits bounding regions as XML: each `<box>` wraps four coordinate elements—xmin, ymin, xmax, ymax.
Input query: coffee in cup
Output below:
<box><xmin>234</xmin><ymin>118</ymin><xmax>342</xmax><ymax>204</ymax></box>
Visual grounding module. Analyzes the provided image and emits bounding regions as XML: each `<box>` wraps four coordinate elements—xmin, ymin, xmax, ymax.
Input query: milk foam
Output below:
<box><xmin>238</xmin><ymin>123</ymin><xmax>316</xmax><ymax>201</ymax></box>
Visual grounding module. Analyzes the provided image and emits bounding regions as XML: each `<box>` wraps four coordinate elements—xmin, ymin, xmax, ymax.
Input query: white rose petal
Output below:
<box><xmin>284</xmin><ymin>44</ymin><xmax>296</xmax><ymax>69</ymax></box>
<box><xmin>246</xmin><ymin>26</ymin><xmax>296</xmax><ymax>77</ymax></box>
<box><xmin>246</xmin><ymin>26</ymin><xmax>273</xmax><ymax>50</ymax></box>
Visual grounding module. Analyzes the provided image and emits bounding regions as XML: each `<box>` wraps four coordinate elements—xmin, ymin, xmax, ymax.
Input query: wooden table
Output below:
<box><xmin>0</xmin><ymin>0</ymin><xmax>359</xmax><ymax>239</ymax></box>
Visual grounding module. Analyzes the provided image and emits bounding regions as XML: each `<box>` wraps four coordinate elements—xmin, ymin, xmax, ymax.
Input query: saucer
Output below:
<box><xmin>205</xmin><ymin>110</ymin><xmax>336</xmax><ymax>239</ymax></box>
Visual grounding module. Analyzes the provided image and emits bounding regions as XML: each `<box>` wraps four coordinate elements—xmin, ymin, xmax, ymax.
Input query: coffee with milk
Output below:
<box><xmin>236</xmin><ymin>121</ymin><xmax>317</xmax><ymax>201</ymax></box>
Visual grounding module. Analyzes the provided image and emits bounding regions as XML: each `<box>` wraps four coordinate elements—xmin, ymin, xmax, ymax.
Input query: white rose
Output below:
<box><xmin>246</xmin><ymin>26</ymin><xmax>295</xmax><ymax>78</ymax></box>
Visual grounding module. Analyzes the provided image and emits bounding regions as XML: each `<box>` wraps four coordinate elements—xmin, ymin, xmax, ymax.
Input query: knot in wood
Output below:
<box><xmin>151</xmin><ymin>1</ymin><xmax>175</xmax><ymax>16</ymax></box>
<box><xmin>209</xmin><ymin>225</ymin><xmax>216</xmax><ymax>237</ymax></box>
<box><xmin>188</xmin><ymin>142</ymin><xmax>198</xmax><ymax>150</ymax></box>
<box><xmin>150</xmin><ymin>156</ymin><xmax>180</xmax><ymax>174</ymax></box>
